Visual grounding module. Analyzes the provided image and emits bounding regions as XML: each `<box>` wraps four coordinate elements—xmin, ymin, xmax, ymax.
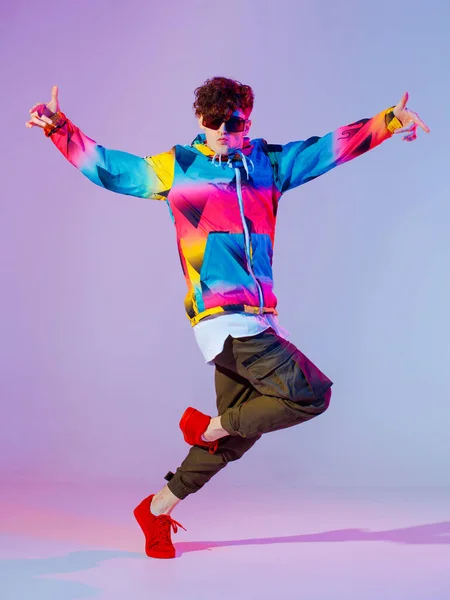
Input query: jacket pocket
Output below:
<box><xmin>200</xmin><ymin>232</ymin><xmax>257</xmax><ymax>298</ymax></box>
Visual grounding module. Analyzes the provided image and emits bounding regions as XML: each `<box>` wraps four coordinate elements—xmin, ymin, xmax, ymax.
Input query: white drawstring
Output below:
<box><xmin>210</xmin><ymin>149</ymin><xmax>263</xmax><ymax>312</ymax></box>
<box><xmin>212</xmin><ymin>154</ymin><xmax>223</xmax><ymax>168</ymax></box>
<box><xmin>212</xmin><ymin>150</ymin><xmax>255</xmax><ymax>179</ymax></box>
<box><xmin>236</xmin><ymin>151</ymin><xmax>255</xmax><ymax>178</ymax></box>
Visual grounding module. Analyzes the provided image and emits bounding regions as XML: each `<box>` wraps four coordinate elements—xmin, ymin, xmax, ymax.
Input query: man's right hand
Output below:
<box><xmin>25</xmin><ymin>85</ymin><xmax>60</xmax><ymax>130</ymax></box>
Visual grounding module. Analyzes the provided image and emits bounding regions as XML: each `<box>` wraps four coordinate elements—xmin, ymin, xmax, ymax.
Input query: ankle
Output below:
<box><xmin>203</xmin><ymin>416</ymin><xmax>228</xmax><ymax>442</ymax></box>
<box><xmin>150</xmin><ymin>485</ymin><xmax>181</xmax><ymax>516</ymax></box>
<box><xmin>151</xmin><ymin>497</ymin><xmax>171</xmax><ymax>516</ymax></box>
<box><xmin>201</xmin><ymin>418</ymin><xmax>215</xmax><ymax>442</ymax></box>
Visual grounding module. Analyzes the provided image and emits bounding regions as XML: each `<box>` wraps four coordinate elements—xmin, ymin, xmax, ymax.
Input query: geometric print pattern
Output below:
<box><xmin>49</xmin><ymin>107</ymin><xmax>402</xmax><ymax>325</ymax></box>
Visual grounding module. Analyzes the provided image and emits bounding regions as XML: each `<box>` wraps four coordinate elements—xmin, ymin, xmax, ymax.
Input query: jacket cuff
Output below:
<box><xmin>44</xmin><ymin>111</ymin><xmax>68</xmax><ymax>137</ymax></box>
<box><xmin>385</xmin><ymin>107</ymin><xmax>403</xmax><ymax>134</ymax></box>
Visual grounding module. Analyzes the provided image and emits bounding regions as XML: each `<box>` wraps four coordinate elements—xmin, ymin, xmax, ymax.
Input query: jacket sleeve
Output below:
<box><xmin>266</xmin><ymin>107</ymin><xmax>403</xmax><ymax>194</ymax></box>
<box><xmin>45</xmin><ymin>112</ymin><xmax>174</xmax><ymax>200</ymax></box>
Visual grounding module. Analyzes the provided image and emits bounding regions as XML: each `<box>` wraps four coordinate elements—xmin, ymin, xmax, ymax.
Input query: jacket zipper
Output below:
<box><xmin>235</xmin><ymin>167</ymin><xmax>264</xmax><ymax>312</ymax></box>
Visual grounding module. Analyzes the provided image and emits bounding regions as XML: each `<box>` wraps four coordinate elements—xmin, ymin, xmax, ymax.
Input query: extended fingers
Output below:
<box><xmin>25</xmin><ymin>113</ymin><xmax>52</xmax><ymax>129</ymax></box>
<box><xmin>395</xmin><ymin>91</ymin><xmax>409</xmax><ymax>113</ymax></box>
<box><xmin>26</xmin><ymin>103</ymin><xmax>47</xmax><ymax>127</ymax></box>
<box><xmin>393</xmin><ymin>123</ymin><xmax>415</xmax><ymax>135</ymax></box>
<box><xmin>403</xmin><ymin>125</ymin><xmax>417</xmax><ymax>142</ymax></box>
<box><xmin>392</xmin><ymin>122</ymin><xmax>416</xmax><ymax>142</ymax></box>
<box><xmin>32</xmin><ymin>112</ymin><xmax>52</xmax><ymax>125</ymax></box>
<box><xmin>410</xmin><ymin>110</ymin><xmax>430</xmax><ymax>133</ymax></box>
<box><xmin>393</xmin><ymin>108</ymin><xmax>430</xmax><ymax>141</ymax></box>
<box><xmin>31</xmin><ymin>115</ymin><xmax>47</xmax><ymax>127</ymax></box>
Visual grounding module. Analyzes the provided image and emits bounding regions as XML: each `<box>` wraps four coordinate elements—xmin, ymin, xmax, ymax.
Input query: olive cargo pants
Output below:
<box><xmin>165</xmin><ymin>328</ymin><xmax>333</xmax><ymax>500</ymax></box>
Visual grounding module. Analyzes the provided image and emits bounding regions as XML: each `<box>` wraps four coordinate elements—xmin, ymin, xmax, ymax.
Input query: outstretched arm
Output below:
<box><xmin>26</xmin><ymin>86</ymin><xmax>174</xmax><ymax>200</ymax></box>
<box><xmin>266</xmin><ymin>92</ymin><xmax>429</xmax><ymax>194</ymax></box>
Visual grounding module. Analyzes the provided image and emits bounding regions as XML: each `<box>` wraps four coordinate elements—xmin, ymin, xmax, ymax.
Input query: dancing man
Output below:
<box><xmin>26</xmin><ymin>77</ymin><xmax>429</xmax><ymax>559</ymax></box>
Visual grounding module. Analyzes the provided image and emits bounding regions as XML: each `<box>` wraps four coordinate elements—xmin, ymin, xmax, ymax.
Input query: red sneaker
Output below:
<box><xmin>179</xmin><ymin>407</ymin><xmax>219</xmax><ymax>454</ymax></box>
<box><xmin>133</xmin><ymin>494</ymin><xmax>186</xmax><ymax>559</ymax></box>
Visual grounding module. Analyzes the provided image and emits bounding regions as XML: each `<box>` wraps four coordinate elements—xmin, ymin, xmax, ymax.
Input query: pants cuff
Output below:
<box><xmin>166</xmin><ymin>477</ymin><xmax>191</xmax><ymax>500</ymax></box>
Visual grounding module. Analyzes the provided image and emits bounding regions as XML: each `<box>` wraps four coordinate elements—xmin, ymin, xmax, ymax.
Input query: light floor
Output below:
<box><xmin>1</xmin><ymin>482</ymin><xmax>449</xmax><ymax>600</ymax></box>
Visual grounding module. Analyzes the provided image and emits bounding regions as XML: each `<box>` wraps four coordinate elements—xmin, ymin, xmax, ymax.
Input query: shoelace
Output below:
<box><xmin>155</xmin><ymin>514</ymin><xmax>187</xmax><ymax>546</ymax></box>
<box><xmin>208</xmin><ymin>440</ymin><xmax>219</xmax><ymax>454</ymax></box>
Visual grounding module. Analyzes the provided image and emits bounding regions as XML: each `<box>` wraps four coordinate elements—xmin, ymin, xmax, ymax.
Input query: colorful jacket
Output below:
<box><xmin>47</xmin><ymin>108</ymin><xmax>402</xmax><ymax>325</ymax></box>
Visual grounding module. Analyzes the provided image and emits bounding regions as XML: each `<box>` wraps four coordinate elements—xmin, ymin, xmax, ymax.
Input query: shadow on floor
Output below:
<box><xmin>175</xmin><ymin>520</ymin><xmax>450</xmax><ymax>556</ymax></box>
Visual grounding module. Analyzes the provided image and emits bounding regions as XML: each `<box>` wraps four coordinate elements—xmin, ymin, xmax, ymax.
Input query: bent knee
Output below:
<box><xmin>318</xmin><ymin>387</ymin><xmax>332</xmax><ymax>412</ymax></box>
<box><xmin>308</xmin><ymin>386</ymin><xmax>332</xmax><ymax>414</ymax></box>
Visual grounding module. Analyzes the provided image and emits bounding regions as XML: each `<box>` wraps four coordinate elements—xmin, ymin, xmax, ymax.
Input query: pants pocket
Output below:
<box><xmin>233</xmin><ymin>332</ymin><xmax>333</xmax><ymax>403</ymax></box>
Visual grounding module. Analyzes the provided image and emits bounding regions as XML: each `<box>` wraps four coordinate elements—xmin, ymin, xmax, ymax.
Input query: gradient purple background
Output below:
<box><xmin>1</xmin><ymin>0</ymin><xmax>449</xmax><ymax>492</ymax></box>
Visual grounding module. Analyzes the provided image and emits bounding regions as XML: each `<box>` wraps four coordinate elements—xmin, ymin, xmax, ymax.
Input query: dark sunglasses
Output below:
<box><xmin>202</xmin><ymin>115</ymin><xmax>247</xmax><ymax>133</ymax></box>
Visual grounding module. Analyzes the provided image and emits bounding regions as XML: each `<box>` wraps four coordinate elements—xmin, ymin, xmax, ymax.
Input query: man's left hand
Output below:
<box><xmin>393</xmin><ymin>92</ymin><xmax>430</xmax><ymax>142</ymax></box>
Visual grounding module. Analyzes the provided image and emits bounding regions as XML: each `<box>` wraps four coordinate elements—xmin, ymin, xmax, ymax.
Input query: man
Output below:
<box><xmin>26</xmin><ymin>77</ymin><xmax>429</xmax><ymax>560</ymax></box>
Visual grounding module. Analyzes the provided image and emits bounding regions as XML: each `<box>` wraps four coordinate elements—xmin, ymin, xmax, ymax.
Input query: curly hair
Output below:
<box><xmin>193</xmin><ymin>76</ymin><xmax>254</xmax><ymax>121</ymax></box>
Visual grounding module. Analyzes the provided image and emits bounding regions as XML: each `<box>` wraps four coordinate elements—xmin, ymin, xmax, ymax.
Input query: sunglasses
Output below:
<box><xmin>202</xmin><ymin>115</ymin><xmax>247</xmax><ymax>133</ymax></box>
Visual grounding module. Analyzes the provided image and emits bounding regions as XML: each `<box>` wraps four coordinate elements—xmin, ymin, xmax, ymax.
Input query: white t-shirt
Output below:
<box><xmin>193</xmin><ymin>312</ymin><xmax>290</xmax><ymax>364</ymax></box>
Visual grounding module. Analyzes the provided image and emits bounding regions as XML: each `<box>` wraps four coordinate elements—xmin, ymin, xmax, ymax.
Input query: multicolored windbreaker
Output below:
<box><xmin>47</xmin><ymin>108</ymin><xmax>402</xmax><ymax>325</ymax></box>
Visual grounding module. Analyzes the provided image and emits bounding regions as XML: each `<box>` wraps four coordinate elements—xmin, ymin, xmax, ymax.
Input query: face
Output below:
<box><xmin>198</xmin><ymin>108</ymin><xmax>251</xmax><ymax>155</ymax></box>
